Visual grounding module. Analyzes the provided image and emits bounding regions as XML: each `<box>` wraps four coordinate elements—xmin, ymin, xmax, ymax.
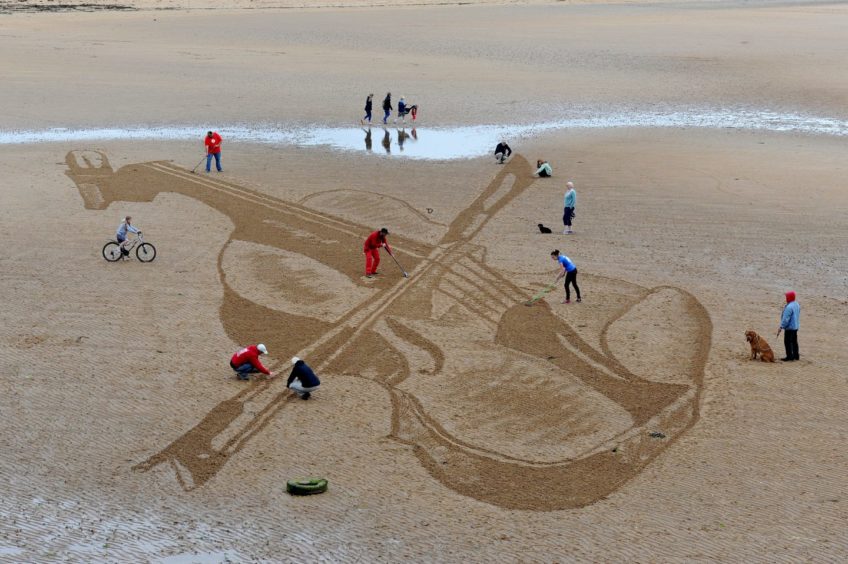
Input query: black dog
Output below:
<box><xmin>538</xmin><ymin>223</ymin><xmax>552</xmax><ymax>234</ymax></box>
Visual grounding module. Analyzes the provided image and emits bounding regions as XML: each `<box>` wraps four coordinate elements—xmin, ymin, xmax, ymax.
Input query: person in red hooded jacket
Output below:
<box><xmin>363</xmin><ymin>227</ymin><xmax>391</xmax><ymax>278</ymax></box>
<box><xmin>777</xmin><ymin>291</ymin><xmax>800</xmax><ymax>361</ymax></box>
<box><xmin>204</xmin><ymin>131</ymin><xmax>223</xmax><ymax>173</ymax></box>
<box><xmin>230</xmin><ymin>343</ymin><xmax>271</xmax><ymax>380</ymax></box>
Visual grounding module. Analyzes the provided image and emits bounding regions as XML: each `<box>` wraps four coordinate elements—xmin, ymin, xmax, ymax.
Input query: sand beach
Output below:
<box><xmin>1</xmin><ymin>1</ymin><xmax>847</xmax><ymax>561</ymax></box>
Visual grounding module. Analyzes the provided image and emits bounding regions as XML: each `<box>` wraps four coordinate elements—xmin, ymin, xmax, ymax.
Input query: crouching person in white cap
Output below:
<box><xmin>287</xmin><ymin>357</ymin><xmax>320</xmax><ymax>400</ymax></box>
<box><xmin>229</xmin><ymin>343</ymin><xmax>271</xmax><ymax>381</ymax></box>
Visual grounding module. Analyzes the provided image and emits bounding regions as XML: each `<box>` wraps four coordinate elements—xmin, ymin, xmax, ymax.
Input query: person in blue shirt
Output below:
<box><xmin>287</xmin><ymin>356</ymin><xmax>321</xmax><ymax>400</ymax></box>
<box><xmin>777</xmin><ymin>290</ymin><xmax>800</xmax><ymax>361</ymax></box>
<box><xmin>551</xmin><ymin>249</ymin><xmax>581</xmax><ymax>304</ymax></box>
<box><xmin>115</xmin><ymin>215</ymin><xmax>140</xmax><ymax>256</ymax></box>
<box><xmin>396</xmin><ymin>96</ymin><xmax>407</xmax><ymax>124</ymax></box>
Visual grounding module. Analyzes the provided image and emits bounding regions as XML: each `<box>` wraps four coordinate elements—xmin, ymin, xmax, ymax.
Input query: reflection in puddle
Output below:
<box><xmin>2</xmin><ymin>107</ymin><xmax>847</xmax><ymax>160</ymax></box>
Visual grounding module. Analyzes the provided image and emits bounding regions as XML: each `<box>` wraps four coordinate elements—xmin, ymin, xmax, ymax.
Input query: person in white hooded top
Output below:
<box><xmin>115</xmin><ymin>215</ymin><xmax>140</xmax><ymax>256</ymax></box>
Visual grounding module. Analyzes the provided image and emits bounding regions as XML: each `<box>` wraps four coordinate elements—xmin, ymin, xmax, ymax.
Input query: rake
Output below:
<box><xmin>524</xmin><ymin>282</ymin><xmax>557</xmax><ymax>306</ymax></box>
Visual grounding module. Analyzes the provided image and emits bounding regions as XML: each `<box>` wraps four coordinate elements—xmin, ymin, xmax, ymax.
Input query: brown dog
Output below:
<box><xmin>745</xmin><ymin>330</ymin><xmax>775</xmax><ymax>362</ymax></box>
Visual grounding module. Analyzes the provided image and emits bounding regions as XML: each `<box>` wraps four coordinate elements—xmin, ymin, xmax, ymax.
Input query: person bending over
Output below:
<box><xmin>363</xmin><ymin>227</ymin><xmax>392</xmax><ymax>278</ymax></box>
<box><xmin>494</xmin><ymin>141</ymin><xmax>512</xmax><ymax>164</ymax></box>
<box><xmin>551</xmin><ymin>249</ymin><xmax>581</xmax><ymax>304</ymax></box>
<box><xmin>287</xmin><ymin>356</ymin><xmax>321</xmax><ymax>400</ymax></box>
<box><xmin>396</xmin><ymin>96</ymin><xmax>407</xmax><ymax>123</ymax></box>
<box><xmin>230</xmin><ymin>343</ymin><xmax>271</xmax><ymax>381</ymax></box>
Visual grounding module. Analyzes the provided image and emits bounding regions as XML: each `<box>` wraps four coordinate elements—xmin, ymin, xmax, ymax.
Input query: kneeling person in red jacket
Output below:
<box><xmin>287</xmin><ymin>356</ymin><xmax>321</xmax><ymax>400</ymax></box>
<box><xmin>230</xmin><ymin>343</ymin><xmax>271</xmax><ymax>381</ymax></box>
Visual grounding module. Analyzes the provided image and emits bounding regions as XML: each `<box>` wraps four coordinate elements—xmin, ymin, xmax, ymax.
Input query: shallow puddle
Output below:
<box><xmin>1</xmin><ymin>107</ymin><xmax>846</xmax><ymax>160</ymax></box>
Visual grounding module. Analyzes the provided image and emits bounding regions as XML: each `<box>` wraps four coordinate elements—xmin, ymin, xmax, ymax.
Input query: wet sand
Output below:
<box><xmin>1</xmin><ymin>1</ymin><xmax>847</xmax><ymax>561</ymax></box>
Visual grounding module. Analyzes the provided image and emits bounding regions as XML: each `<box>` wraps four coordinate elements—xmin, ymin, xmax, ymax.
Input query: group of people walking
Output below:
<box><xmin>362</xmin><ymin>93</ymin><xmax>418</xmax><ymax>125</ymax></box>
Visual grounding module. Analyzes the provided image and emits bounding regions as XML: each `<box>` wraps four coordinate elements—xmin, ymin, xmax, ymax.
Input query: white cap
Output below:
<box><xmin>257</xmin><ymin>344</ymin><xmax>268</xmax><ymax>354</ymax></box>
<box><xmin>291</xmin><ymin>356</ymin><xmax>301</xmax><ymax>365</ymax></box>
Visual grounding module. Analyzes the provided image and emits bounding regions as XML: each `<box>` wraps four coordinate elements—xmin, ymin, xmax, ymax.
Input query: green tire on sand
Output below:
<box><xmin>286</xmin><ymin>478</ymin><xmax>328</xmax><ymax>495</ymax></box>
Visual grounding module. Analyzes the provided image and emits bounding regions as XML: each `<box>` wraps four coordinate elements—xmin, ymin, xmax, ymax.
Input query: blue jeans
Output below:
<box><xmin>206</xmin><ymin>152</ymin><xmax>222</xmax><ymax>172</ymax></box>
<box><xmin>563</xmin><ymin>207</ymin><xmax>574</xmax><ymax>227</ymax></box>
<box><xmin>383</xmin><ymin>109</ymin><xmax>391</xmax><ymax>124</ymax></box>
<box><xmin>232</xmin><ymin>362</ymin><xmax>259</xmax><ymax>380</ymax></box>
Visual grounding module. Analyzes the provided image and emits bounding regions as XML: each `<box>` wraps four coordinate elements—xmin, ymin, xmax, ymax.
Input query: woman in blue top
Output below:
<box><xmin>551</xmin><ymin>249</ymin><xmax>581</xmax><ymax>304</ymax></box>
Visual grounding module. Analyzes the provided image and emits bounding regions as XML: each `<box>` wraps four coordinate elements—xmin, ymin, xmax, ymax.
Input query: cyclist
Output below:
<box><xmin>116</xmin><ymin>216</ymin><xmax>141</xmax><ymax>257</ymax></box>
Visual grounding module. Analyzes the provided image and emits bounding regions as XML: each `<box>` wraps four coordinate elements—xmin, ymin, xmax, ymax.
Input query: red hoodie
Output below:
<box><xmin>364</xmin><ymin>230</ymin><xmax>391</xmax><ymax>253</ymax></box>
<box><xmin>785</xmin><ymin>291</ymin><xmax>796</xmax><ymax>303</ymax></box>
<box><xmin>230</xmin><ymin>345</ymin><xmax>269</xmax><ymax>375</ymax></box>
<box><xmin>205</xmin><ymin>132</ymin><xmax>222</xmax><ymax>154</ymax></box>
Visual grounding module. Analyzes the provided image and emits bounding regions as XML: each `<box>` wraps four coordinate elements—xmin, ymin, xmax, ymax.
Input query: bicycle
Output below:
<box><xmin>102</xmin><ymin>232</ymin><xmax>157</xmax><ymax>263</ymax></box>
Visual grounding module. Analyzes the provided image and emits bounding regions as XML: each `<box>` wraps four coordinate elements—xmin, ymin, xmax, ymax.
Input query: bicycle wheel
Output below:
<box><xmin>102</xmin><ymin>242</ymin><xmax>121</xmax><ymax>262</ymax></box>
<box><xmin>136</xmin><ymin>242</ymin><xmax>157</xmax><ymax>263</ymax></box>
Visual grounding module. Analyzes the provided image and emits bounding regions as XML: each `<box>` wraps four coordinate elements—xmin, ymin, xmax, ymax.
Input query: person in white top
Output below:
<box><xmin>115</xmin><ymin>216</ymin><xmax>140</xmax><ymax>256</ymax></box>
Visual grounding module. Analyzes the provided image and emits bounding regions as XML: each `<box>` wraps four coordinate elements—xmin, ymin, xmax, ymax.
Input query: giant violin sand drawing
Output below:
<box><xmin>65</xmin><ymin>150</ymin><xmax>711</xmax><ymax>510</ymax></box>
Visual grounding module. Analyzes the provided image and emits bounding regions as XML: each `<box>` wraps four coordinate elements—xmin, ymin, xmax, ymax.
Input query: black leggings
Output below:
<box><xmin>564</xmin><ymin>269</ymin><xmax>580</xmax><ymax>300</ymax></box>
<box><xmin>784</xmin><ymin>329</ymin><xmax>799</xmax><ymax>360</ymax></box>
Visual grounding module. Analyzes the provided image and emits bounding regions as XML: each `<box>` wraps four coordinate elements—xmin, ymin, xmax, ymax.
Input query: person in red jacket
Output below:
<box><xmin>205</xmin><ymin>130</ymin><xmax>223</xmax><ymax>173</ymax></box>
<box><xmin>363</xmin><ymin>227</ymin><xmax>391</xmax><ymax>278</ymax></box>
<box><xmin>230</xmin><ymin>343</ymin><xmax>271</xmax><ymax>380</ymax></box>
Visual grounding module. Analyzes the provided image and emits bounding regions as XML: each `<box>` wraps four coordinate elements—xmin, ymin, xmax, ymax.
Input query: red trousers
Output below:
<box><xmin>364</xmin><ymin>248</ymin><xmax>381</xmax><ymax>275</ymax></box>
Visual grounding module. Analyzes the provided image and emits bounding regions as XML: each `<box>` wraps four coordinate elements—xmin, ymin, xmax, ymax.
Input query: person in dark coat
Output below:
<box><xmin>382</xmin><ymin>92</ymin><xmax>393</xmax><ymax>124</ymax></box>
<box><xmin>362</xmin><ymin>93</ymin><xmax>373</xmax><ymax>124</ymax></box>
<box><xmin>287</xmin><ymin>356</ymin><xmax>321</xmax><ymax>399</ymax></box>
<box><xmin>494</xmin><ymin>141</ymin><xmax>512</xmax><ymax>164</ymax></box>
